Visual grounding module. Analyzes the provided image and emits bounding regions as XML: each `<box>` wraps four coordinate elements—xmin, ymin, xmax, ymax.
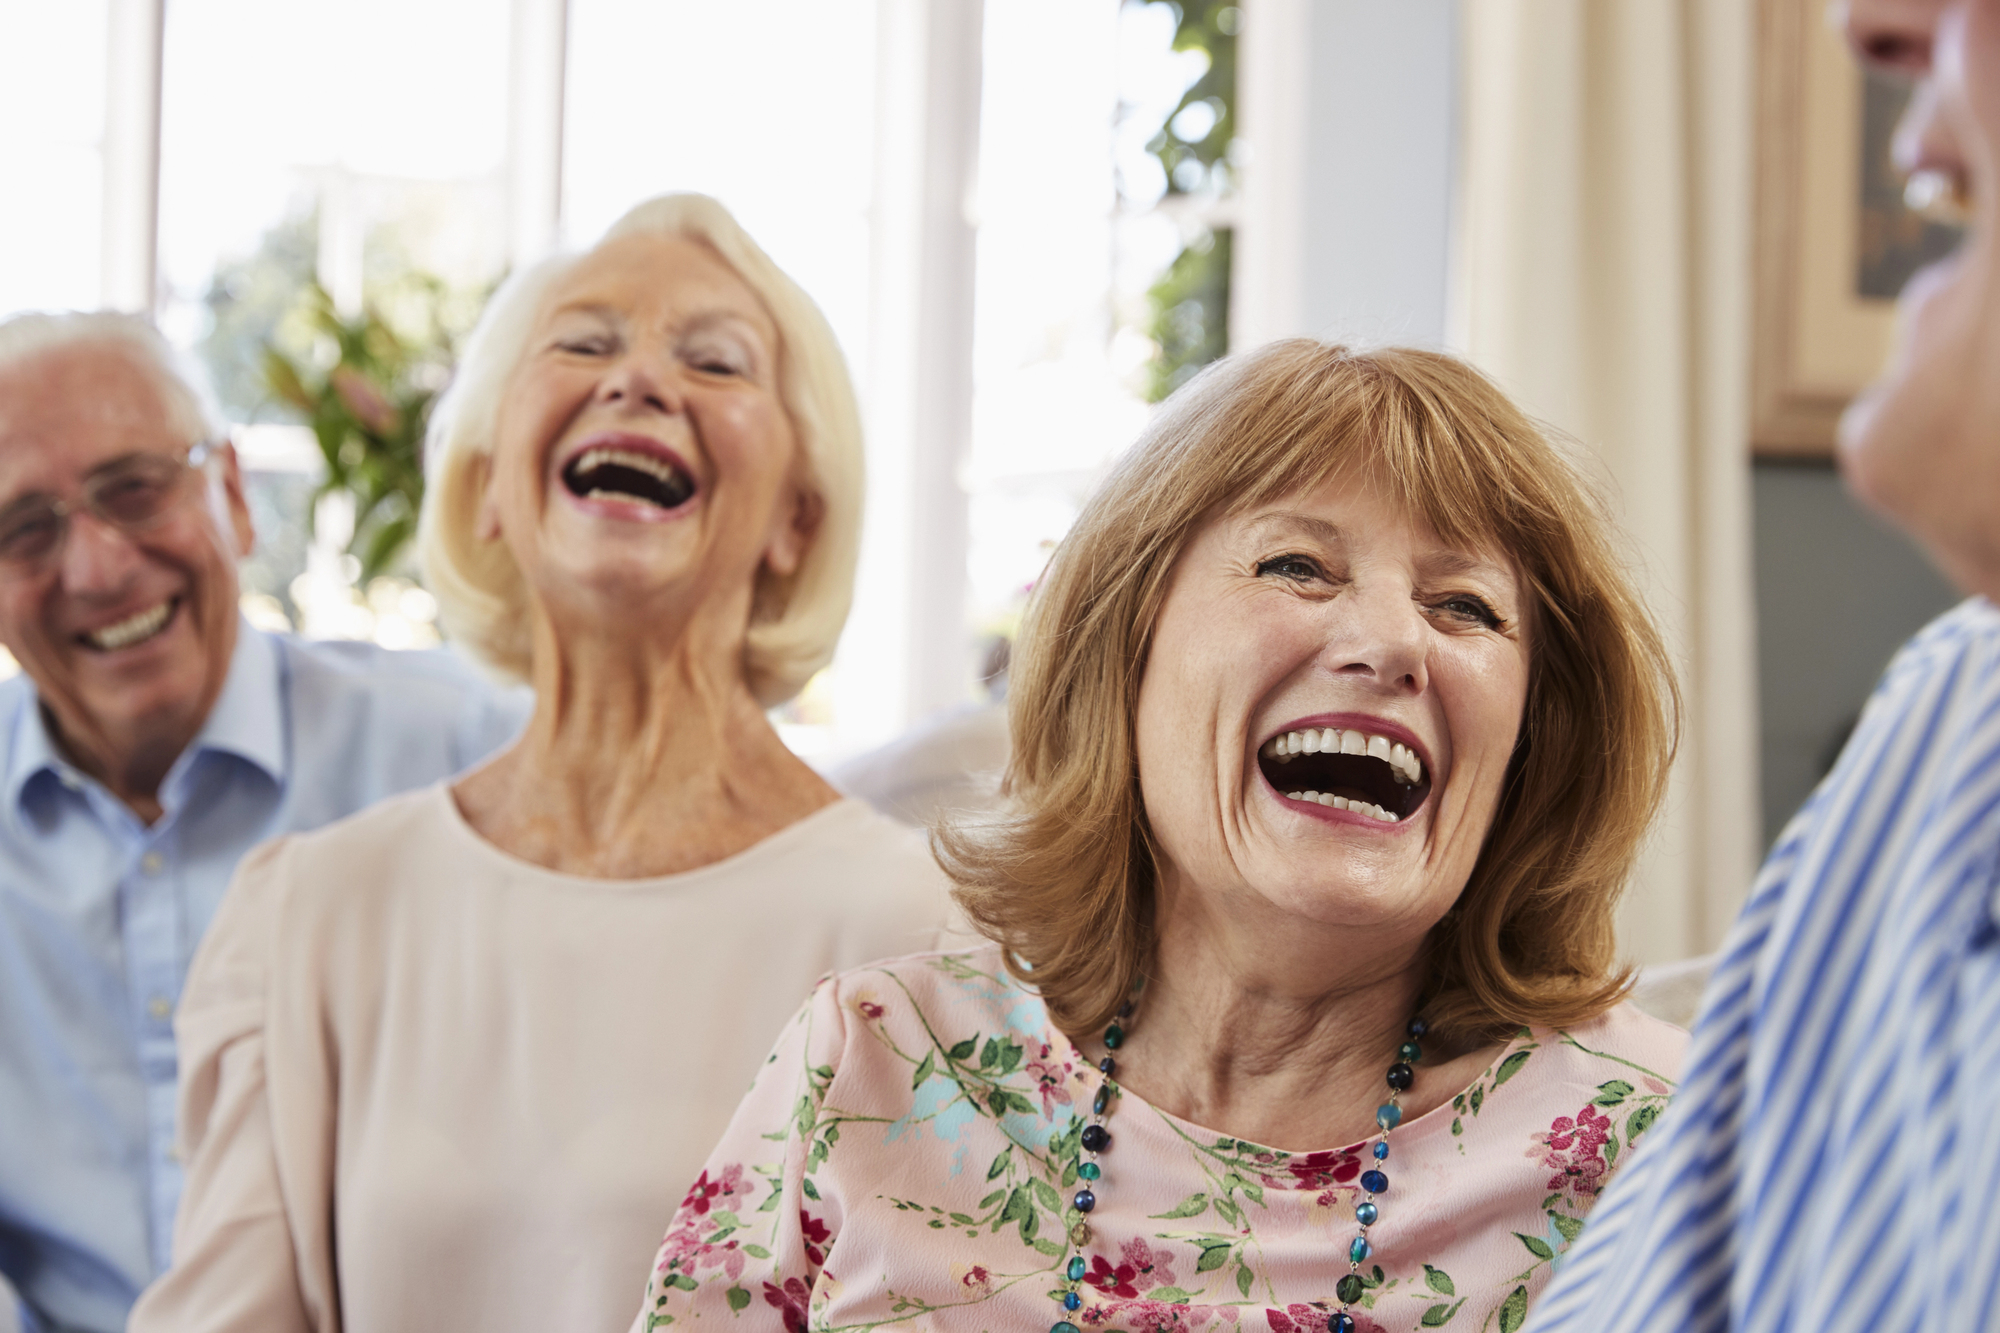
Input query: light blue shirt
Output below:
<box><xmin>0</xmin><ymin>623</ymin><xmax>527</xmax><ymax>1333</ymax></box>
<box><xmin>1527</xmin><ymin>598</ymin><xmax>2000</xmax><ymax>1333</ymax></box>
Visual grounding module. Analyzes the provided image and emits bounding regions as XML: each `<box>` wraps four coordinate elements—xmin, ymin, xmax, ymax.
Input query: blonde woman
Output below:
<box><xmin>633</xmin><ymin>344</ymin><xmax>1687</xmax><ymax>1333</ymax></box>
<box><xmin>129</xmin><ymin>195</ymin><xmax>952</xmax><ymax>1333</ymax></box>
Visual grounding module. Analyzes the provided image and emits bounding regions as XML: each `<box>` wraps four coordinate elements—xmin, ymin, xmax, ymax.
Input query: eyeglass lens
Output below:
<box><xmin>0</xmin><ymin>454</ymin><xmax>196</xmax><ymax>567</ymax></box>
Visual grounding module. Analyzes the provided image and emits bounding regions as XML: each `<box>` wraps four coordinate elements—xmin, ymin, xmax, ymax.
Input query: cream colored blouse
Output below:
<box><xmin>128</xmin><ymin>784</ymin><xmax>956</xmax><ymax>1333</ymax></box>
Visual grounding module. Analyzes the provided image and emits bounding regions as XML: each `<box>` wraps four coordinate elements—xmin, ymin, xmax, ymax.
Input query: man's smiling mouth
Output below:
<box><xmin>80</xmin><ymin>598</ymin><xmax>177</xmax><ymax>652</ymax></box>
<box><xmin>1258</xmin><ymin>725</ymin><xmax>1432</xmax><ymax>823</ymax></box>
<box><xmin>561</xmin><ymin>446</ymin><xmax>697</xmax><ymax>511</ymax></box>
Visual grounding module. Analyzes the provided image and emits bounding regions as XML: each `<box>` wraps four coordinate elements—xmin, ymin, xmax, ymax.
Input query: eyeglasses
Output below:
<box><xmin>0</xmin><ymin>441</ymin><xmax>219</xmax><ymax>572</ymax></box>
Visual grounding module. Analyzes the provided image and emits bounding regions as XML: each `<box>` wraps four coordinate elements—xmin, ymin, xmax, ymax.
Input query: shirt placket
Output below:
<box><xmin>117</xmin><ymin>806</ymin><xmax>185</xmax><ymax>1275</ymax></box>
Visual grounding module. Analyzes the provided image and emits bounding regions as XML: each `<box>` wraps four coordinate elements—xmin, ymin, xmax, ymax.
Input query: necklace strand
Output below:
<box><xmin>1048</xmin><ymin>1006</ymin><xmax>1429</xmax><ymax>1333</ymax></box>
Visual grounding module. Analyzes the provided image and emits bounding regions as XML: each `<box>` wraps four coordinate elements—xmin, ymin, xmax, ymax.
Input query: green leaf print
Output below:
<box><xmin>1424</xmin><ymin>1265</ymin><xmax>1456</xmax><ymax>1296</ymax></box>
<box><xmin>742</xmin><ymin>1245</ymin><xmax>771</xmax><ymax>1259</ymax></box>
<box><xmin>1497</xmin><ymin>1286</ymin><xmax>1529</xmax><ymax>1333</ymax></box>
<box><xmin>912</xmin><ymin>1052</ymin><xmax>936</xmax><ymax>1088</ymax></box>
<box><xmin>948</xmin><ymin>1037</ymin><xmax>978</xmax><ymax>1061</ymax></box>
<box><xmin>1548</xmin><ymin>1212</ymin><xmax>1585</xmax><ymax>1243</ymax></box>
<box><xmin>1235</xmin><ymin>1261</ymin><xmax>1255</xmax><ymax>1298</ymax></box>
<box><xmin>1603</xmin><ymin>1136</ymin><xmax>1620</xmax><ymax>1166</ymax></box>
<box><xmin>1031</xmin><ymin>1178</ymin><xmax>1062</xmax><ymax>1213</ymax></box>
<box><xmin>1493</xmin><ymin>1050</ymin><xmax>1533</xmax><ymax>1087</ymax></box>
<box><xmin>1422</xmin><ymin>1300</ymin><xmax>1466</xmax><ymax>1326</ymax></box>
<box><xmin>1195</xmin><ymin>1243</ymin><xmax>1232</xmax><ymax>1273</ymax></box>
<box><xmin>996</xmin><ymin>1187</ymin><xmax>1028</xmax><ymax>1231</ymax></box>
<box><xmin>1627</xmin><ymin>1103</ymin><xmax>1662</xmax><ymax>1144</ymax></box>
<box><xmin>997</xmin><ymin>1041</ymin><xmax>1025</xmax><ymax>1075</ymax></box>
<box><xmin>1593</xmin><ymin>1079</ymin><xmax>1634</xmax><ymax>1108</ymax></box>
<box><xmin>980</xmin><ymin>1038</ymin><xmax>1002</xmax><ymax>1069</ymax></box>
<box><xmin>725</xmin><ymin>1287</ymin><xmax>751</xmax><ymax>1312</ymax></box>
<box><xmin>1514</xmin><ymin>1232</ymin><xmax>1555</xmax><ymax>1261</ymax></box>
<box><xmin>1151</xmin><ymin>1192</ymin><xmax>1210</xmax><ymax>1220</ymax></box>
<box><xmin>986</xmin><ymin>1147</ymin><xmax>1012</xmax><ymax>1181</ymax></box>
<box><xmin>801</xmin><ymin>1178</ymin><xmax>820</xmax><ymax>1201</ymax></box>
<box><xmin>666</xmin><ymin>1274</ymin><xmax>698</xmax><ymax>1292</ymax></box>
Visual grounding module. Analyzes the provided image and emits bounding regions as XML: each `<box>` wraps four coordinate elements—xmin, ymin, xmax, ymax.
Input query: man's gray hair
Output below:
<box><xmin>0</xmin><ymin>311</ymin><xmax>226</xmax><ymax>443</ymax></box>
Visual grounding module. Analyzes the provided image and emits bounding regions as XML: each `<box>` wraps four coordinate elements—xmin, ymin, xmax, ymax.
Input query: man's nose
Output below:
<box><xmin>1841</xmin><ymin>0</ymin><xmax>1946</xmax><ymax>73</ymax></box>
<box><xmin>58</xmin><ymin>511</ymin><xmax>147</xmax><ymax>595</ymax></box>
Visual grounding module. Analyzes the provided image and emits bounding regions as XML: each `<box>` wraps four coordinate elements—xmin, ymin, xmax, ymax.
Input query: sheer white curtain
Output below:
<box><xmin>1455</xmin><ymin>0</ymin><xmax>1760</xmax><ymax>962</ymax></box>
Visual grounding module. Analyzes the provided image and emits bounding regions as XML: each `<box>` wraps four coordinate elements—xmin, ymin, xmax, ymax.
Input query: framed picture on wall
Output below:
<box><xmin>1752</xmin><ymin>0</ymin><xmax>1962</xmax><ymax>456</ymax></box>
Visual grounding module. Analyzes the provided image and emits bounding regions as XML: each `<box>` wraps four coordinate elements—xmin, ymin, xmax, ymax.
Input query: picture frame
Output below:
<box><xmin>1752</xmin><ymin>0</ymin><xmax>1960</xmax><ymax>457</ymax></box>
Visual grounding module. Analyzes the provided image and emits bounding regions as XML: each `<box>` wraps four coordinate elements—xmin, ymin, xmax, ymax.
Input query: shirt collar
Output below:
<box><xmin>5</xmin><ymin>618</ymin><xmax>287</xmax><ymax>819</ymax></box>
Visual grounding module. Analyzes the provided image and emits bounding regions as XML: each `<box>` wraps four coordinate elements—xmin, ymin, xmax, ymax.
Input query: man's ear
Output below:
<box><xmin>763</xmin><ymin>479</ymin><xmax>823</xmax><ymax>579</ymax></box>
<box><xmin>212</xmin><ymin>441</ymin><xmax>255</xmax><ymax>559</ymax></box>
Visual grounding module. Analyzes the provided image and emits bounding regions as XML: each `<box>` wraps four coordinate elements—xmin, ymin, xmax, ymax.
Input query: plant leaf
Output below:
<box><xmin>1151</xmin><ymin>1192</ymin><xmax>1209</xmax><ymax>1220</ymax></box>
<box><xmin>1498</xmin><ymin>1286</ymin><xmax>1528</xmax><ymax>1333</ymax></box>
<box><xmin>1514</xmin><ymin>1232</ymin><xmax>1555</xmax><ymax>1261</ymax></box>
<box><xmin>912</xmin><ymin>1052</ymin><xmax>936</xmax><ymax>1089</ymax></box>
<box><xmin>725</xmin><ymin>1287</ymin><xmax>751</xmax><ymax>1312</ymax></box>
<box><xmin>1423</xmin><ymin>1264</ymin><xmax>1456</xmax><ymax>1296</ymax></box>
<box><xmin>1196</xmin><ymin>1244</ymin><xmax>1232</xmax><ymax>1273</ymax></box>
<box><xmin>1493</xmin><ymin>1050</ymin><xmax>1532</xmax><ymax>1087</ymax></box>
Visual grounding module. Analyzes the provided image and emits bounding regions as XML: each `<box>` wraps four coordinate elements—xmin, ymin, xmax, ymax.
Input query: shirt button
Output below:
<box><xmin>148</xmin><ymin>995</ymin><xmax>172</xmax><ymax>1020</ymax></box>
<box><xmin>141</xmin><ymin>851</ymin><xmax>164</xmax><ymax>875</ymax></box>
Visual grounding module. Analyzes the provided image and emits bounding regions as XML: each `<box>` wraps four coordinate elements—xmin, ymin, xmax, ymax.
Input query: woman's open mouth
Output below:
<box><xmin>1257</xmin><ymin>724</ymin><xmax>1432</xmax><ymax>824</ymax></box>
<box><xmin>561</xmin><ymin>443</ymin><xmax>698</xmax><ymax>512</ymax></box>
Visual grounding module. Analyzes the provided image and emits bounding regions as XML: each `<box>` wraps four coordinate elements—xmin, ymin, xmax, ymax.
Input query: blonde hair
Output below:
<box><xmin>942</xmin><ymin>341</ymin><xmax>1679</xmax><ymax>1046</ymax></box>
<box><xmin>415</xmin><ymin>193</ymin><xmax>864</xmax><ymax>705</ymax></box>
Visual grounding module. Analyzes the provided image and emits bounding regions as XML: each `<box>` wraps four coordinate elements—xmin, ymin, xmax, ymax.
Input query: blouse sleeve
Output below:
<box><xmin>127</xmin><ymin>840</ymin><xmax>325</xmax><ymax>1333</ymax></box>
<box><xmin>632</xmin><ymin>975</ymin><xmax>851</xmax><ymax>1333</ymax></box>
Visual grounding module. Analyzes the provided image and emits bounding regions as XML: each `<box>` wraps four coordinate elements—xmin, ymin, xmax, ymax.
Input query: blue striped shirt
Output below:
<box><xmin>1528</xmin><ymin>598</ymin><xmax>2000</xmax><ymax>1333</ymax></box>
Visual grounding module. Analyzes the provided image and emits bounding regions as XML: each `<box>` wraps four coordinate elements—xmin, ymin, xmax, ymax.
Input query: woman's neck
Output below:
<box><xmin>452</xmin><ymin>607</ymin><xmax>839</xmax><ymax>879</ymax></box>
<box><xmin>1110</xmin><ymin>877</ymin><xmax>1492</xmax><ymax>1151</ymax></box>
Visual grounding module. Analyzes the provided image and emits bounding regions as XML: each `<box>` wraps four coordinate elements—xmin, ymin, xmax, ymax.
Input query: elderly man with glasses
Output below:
<box><xmin>0</xmin><ymin>312</ymin><xmax>525</xmax><ymax>1333</ymax></box>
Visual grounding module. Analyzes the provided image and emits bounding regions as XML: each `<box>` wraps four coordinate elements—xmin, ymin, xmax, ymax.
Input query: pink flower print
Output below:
<box><xmin>679</xmin><ymin>1163</ymin><xmax>746</xmax><ymax>1216</ymax></box>
<box><xmin>1119</xmin><ymin>1237</ymin><xmax>1177</xmax><ymax>1292</ymax></box>
<box><xmin>1276</xmin><ymin>1149</ymin><xmax>1362</xmax><ymax>1190</ymax></box>
<box><xmin>799</xmin><ymin>1209</ymin><xmax>833</xmax><ymax>1268</ymax></box>
<box><xmin>958</xmin><ymin>1264</ymin><xmax>993</xmax><ymax>1297</ymax></box>
<box><xmin>1025</xmin><ymin>1044</ymin><xmax>1076</xmax><ymax>1116</ymax></box>
<box><xmin>1084</xmin><ymin>1252</ymin><xmax>1143</xmax><ymax>1298</ymax></box>
<box><xmin>1548</xmin><ymin>1105</ymin><xmax>1611</xmax><ymax>1153</ymax></box>
<box><xmin>857</xmin><ymin>999</ymin><xmax>885</xmax><ymax>1020</ymax></box>
<box><xmin>763</xmin><ymin>1277</ymin><xmax>812</xmax><ymax>1333</ymax></box>
<box><xmin>1536</xmin><ymin>1104</ymin><xmax>1615</xmax><ymax>1197</ymax></box>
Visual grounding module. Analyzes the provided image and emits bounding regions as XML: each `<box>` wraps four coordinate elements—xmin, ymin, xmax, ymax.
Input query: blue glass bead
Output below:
<box><xmin>1360</xmin><ymin>1169</ymin><xmax>1388</xmax><ymax>1194</ymax></box>
<box><xmin>1080</xmin><ymin>1124</ymin><xmax>1111</xmax><ymax>1153</ymax></box>
<box><xmin>1053</xmin><ymin>1322</ymin><xmax>1081</xmax><ymax>1333</ymax></box>
<box><xmin>1373</xmin><ymin>1140</ymin><xmax>1389</xmax><ymax>1160</ymax></box>
<box><xmin>1093</xmin><ymin>1085</ymin><xmax>1111</xmax><ymax>1115</ymax></box>
<box><xmin>1331</xmin><ymin>1314</ymin><xmax>1357</xmax><ymax>1333</ymax></box>
<box><xmin>1376</xmin><ymin>1102</ymin><xmax>1402</xmax><ymax>1130</ymax></box>
<box><xmin>1073</xmin><ymin>1188</ymin><xmax>1097</xmax><ymax>1213</ymax></box>
<box><xmin>1068</xmin><ymin>1256</ymin><xmax>1087</xmax><ymax>1282</ymax></box>
<box><xmin>1104</xmin><ymin>1023</ymin><xmax>1125</xmax><ymax>1050</ymax></box>
<box><xmin>1355</xmin><ymin>1201</ymin><xmax>1378</xmax><ymax>1225</ymax></box>
<box><xmin>1336</xmin><ymin>1274</ymin><xmax>1365</xmax><ymax>1305</ymax></box>
<box><xmin>1063</xmin><ymin>1292</ymin><xmax>1082</xmax><ymax>1311</ymax></box>
<box><xmin>1385</xmin><ymin>1062</ymin><xmax>1414</xmax><ymax>1091</ymax></box>
<box><xmin>1099</xmin><ymin>1055</ymin><xmax>1116</xmax><ymax>1077</ymax></box>
<box><xmin>1078</xmin><ymin>1161</ymin><xmax>1100</xmax><ymax>1181</ymax></box>
<box><xmin>1407</xmin><ymin>1017</ymin><xmax>1428</xmax><ymax>1038</ymax></box>
<box><xmin>1398</xmin><ymin>1041</ymin><xmax>1422</xmax><ymax>1063</ymax></box>
<box><xmin>1349</xmin><ymin>1235</ymin><xmax>1372</xmax><ymax>1264</ymax></box>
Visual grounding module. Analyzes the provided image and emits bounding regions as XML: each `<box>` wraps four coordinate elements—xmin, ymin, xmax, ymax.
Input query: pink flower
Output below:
<box><xmin>1084</xmin><ymin>1253</ymin><xmax>1142</xmax><ymax>1298</ymax></box>
<box><xmin>1119</xmin><ymin>1237</ymin><xmax>1177</xmax><ymax>1291</ymax></box>
<box><xmin>762</xmin><ymin>1277</ymin><xmax>811</xmax><ymax>1333</ymax></box>
<box><xmin>1273</xmin><ymin>1150</ymin><xmax>1361</xmax><ymax>1190</ymax></box>
<box><xmin>1547</xmin><ymin>1105</ymin><xmax>1611</xmax><ymax>1153</ymax></box>
<box><xmin>799</xmin><ymin>1210</ymin><xmax>832</xmax><ymax>1268</ymax></box>
<box><xmin>858</xmin><ymin>999</ymin><xmax>885</xmax><ymax>1019</ymax></box>
<box><xmin>1024</xmin><ymin>1043</ymin><xmax>1076</xmax><ymax>1116</ymax></box>
<box><xmin>680</xmin><ymin>1163</ymin><xmax>746</xmax><ymax>1216</ymax></box>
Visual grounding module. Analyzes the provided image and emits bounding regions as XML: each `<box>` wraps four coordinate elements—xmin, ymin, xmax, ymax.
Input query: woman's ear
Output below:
<box><xmin>763</xmin><ymin>478</ymin><xmax>823</xmax><ymax>579</ymax></box>
<box><xmin>471</xmin><ymin>452</ymin><xmax>503</xmax><ymax>542</ymax></box>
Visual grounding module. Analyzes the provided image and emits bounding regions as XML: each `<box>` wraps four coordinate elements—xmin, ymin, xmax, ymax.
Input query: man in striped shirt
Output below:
<box><xmin>1528</xmin><ymin>3</ymin><xmax>2000</xmax><ymax>1331</ymax></box>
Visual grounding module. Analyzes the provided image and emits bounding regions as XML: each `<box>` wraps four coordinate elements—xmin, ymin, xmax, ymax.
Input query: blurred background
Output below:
<box><xmin>0</xmin><ymin>0</ymin><xmax>1965</xmax><ymax>965</ymax></box>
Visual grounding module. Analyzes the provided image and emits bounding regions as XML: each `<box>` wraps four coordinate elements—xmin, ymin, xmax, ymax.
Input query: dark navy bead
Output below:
<box><xmin>1099</xmin><ymin>1055</ymin><xmax>1116</xmax><ymax>1077</ymax></box>
<box><xmin>1336</xmin><ymin>1274</ymin><xmax>1365</xmax><ymax>1304</ymax></box>
<box><xmin>1385</xmin><ymin>1062</ymin><xmax>1414</xmax><ymax>1091</ymax></box>
<box><xmin>1063</xmin><ymin>1291</ymin><xmax>1082</xmax><ymax>1311</ymax></box>
<box><xmin>1355</xmin><ymin>1201</ymin><xmax>1378</xmax><ymax>1225</ymax></box>
<box><xmin>1068</xmin><ymin>1256</ymin><xmax>1087</xmax><ymax>1282</ymax></box>
<box><xmin>1331</xmin><ymin>1315</ymin><xmax>1357</xmax><ymax>1333</ymax></box>
<box><xmin>1372</xmin><ymin>1140</ymin><xmax>1389</xmax><ymax>1160</ymax></box>
<box><xmin>1406</xmin><ymin>1017</ymin><xmax>1428</xmax><ymax>1038</ymax></box>
<box><xmin>1398</xmin><ymin>1041</ymin><xmax>1422</xmax><ymax>1063</ymax></box>
<box><xmin>1078</xmin><ymin>1161</ymin><xmax>1100</xmax><ymax>1181</ymax></box>
<box><xmin>1093</xmin><ymin>1085</ymin><xmax>1111</xmax><ymax>1115</ymax></box>
<box><xmin>1118</xmin><ymin>998</ymin><xmax>1135</xmax><ymax>1018</ymax></box>
<box><xmin>1104</xmin><ymin>1024</ymin><xmax>1125</xmax><ymax>1050</ymax></box>
<box><xmin>1073</xmin><ymin>1188</ymin><xmax>1097</xmax><ymax>1213</ymax></box>
<box><xmin>1080</xmin><ymin>1124</ymin><xmax>1111</xmax><ymax>1153</ymax></box>
<box><xmin>1360</xmin><ymin>1169</ymin><xmax>1388</xmax><ymax>1194</ymax></box>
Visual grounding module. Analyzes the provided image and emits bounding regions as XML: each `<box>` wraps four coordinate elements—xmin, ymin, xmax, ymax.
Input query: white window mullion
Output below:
<box><xmin>101</xmin><ymin>0</ymin><xmax>163</xmax><ymax>314</ymax></box>
<box><xmin>509</xmin><ymin>0</ymin><xmax>569</xmax><ymax>267</ymax></box>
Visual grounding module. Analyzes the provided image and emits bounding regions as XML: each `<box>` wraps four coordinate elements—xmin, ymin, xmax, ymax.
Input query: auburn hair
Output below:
<box><xmin>938</xmin><ymin>341</ymin><xmax>1679</xmax><ymax>1047</ymax></box>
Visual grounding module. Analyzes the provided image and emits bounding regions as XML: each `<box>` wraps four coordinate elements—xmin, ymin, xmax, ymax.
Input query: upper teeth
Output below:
<box><xmin>573</xmin><ymin>447</ymin><xmax>682</xmax><ymax>486</ymax></box>
<box><xmin>86</xmin><ymin>601</ymin><xmax>172</xmax><ymax>650</ymax></box>
<box><xmin>1262</xmin><ymin>727</ymin><xmax>1425</xmax><ymax>785</ymax></box>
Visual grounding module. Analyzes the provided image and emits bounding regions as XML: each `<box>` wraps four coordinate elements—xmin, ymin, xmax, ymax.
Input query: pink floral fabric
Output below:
<box><xmin>634</xmin><ymin>948</ymin><xmax>1686</xmax><ymax>1333</ymax></box>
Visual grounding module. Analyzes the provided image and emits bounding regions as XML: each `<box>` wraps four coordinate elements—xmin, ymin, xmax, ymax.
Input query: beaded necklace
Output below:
<box><xmin>1049</xmin><ymin>1004</ymin><xmax>1430</xmax><ymax>1333</ymax></box>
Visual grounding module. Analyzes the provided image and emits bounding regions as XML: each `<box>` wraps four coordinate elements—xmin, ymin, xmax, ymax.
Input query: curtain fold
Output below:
<box><xmin>1455</xmin><ymin>0</ymin><xmax>1760</xmax><ymax>961</ymax></box>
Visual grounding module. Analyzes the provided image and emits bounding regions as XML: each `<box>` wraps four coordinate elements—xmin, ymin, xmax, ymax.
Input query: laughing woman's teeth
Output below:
<box><xmin>1261</xmin><ymin>725</ymin><xmax>1426</xmax><ymax>786</ymax></box>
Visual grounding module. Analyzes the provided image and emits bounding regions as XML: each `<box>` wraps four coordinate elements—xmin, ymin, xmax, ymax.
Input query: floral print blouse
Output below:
<box><xmin>634</xmin><ymin>948</ymin><xmax>1686</xmax><ymax>1333</ymax></box>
